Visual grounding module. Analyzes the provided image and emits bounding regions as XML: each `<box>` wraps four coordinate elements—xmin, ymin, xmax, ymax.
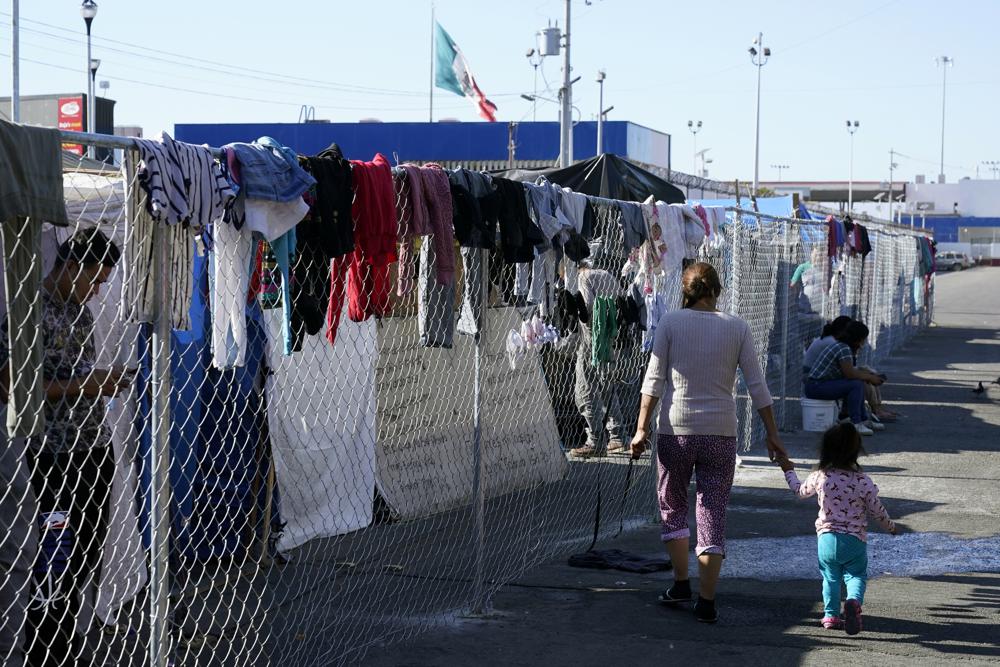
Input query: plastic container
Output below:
<box><xmin>801</xmin><ymin>398</ymin><xmax>838</xmax><ymax>432</ymax></box>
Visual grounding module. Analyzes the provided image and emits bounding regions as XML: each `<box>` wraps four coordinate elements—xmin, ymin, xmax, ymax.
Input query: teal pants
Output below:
<box><xmin>817</xmin><ymin>532</ymin><xmax>868</xmax><ymax>618</ymax></box>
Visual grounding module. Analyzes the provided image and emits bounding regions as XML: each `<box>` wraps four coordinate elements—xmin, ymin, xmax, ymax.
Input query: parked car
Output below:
<box><xmin>936</xmin><ymin>251</ymin><xmax>974</xmax><ymax>271</ymax></box>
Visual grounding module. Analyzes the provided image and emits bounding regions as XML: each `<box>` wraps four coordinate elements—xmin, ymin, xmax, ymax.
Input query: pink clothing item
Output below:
<box><xmin>785</xmin><ymin>469</ymin><xmax>895</xmax><ymax>542</ymax></box>
<box><xmin>692</xmin><ymin>203</ymin><xmax>711</xmax><ymax>237</ymax></box>
<box><xmin>420</xmin><ymin>164</ymin><xmax>457</xmax><ymax>286</ymax></box>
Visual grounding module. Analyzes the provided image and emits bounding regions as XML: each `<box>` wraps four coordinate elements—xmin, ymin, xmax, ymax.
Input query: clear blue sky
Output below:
<box><xmin>2</xmin><ymin>0</ymin><xmax>998</xmax><ymax>183</ymax></box>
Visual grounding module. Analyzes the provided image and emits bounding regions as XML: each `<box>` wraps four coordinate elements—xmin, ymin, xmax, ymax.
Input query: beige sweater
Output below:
<box><xmin>641</xmin><ymin>308</ymin><xmax>772</xmax><ymax>437</ymax></box>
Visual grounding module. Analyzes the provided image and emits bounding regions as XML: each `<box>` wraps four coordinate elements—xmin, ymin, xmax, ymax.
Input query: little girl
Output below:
<box><xmin>777</xmin><ymin>423</ymin><xmax>899</xmax><ymax>635</ymax></box>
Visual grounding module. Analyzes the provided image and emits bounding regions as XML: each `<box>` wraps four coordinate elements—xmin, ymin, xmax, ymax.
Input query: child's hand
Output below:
<box><xmin>890</xmin><ymin>522</ymin><xmax>906</xmax><ymax>536</ymax></box>
<box><xmin>775</xmin><ymin>454</ymin><xmax>795</xmax><ymax>472</ymax></box>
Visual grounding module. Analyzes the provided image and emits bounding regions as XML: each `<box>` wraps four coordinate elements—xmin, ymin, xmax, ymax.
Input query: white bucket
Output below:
<box><xmin>801</xmin><ymin>398</ymin><xmax>838</xmax><ymax>432</ymax></box>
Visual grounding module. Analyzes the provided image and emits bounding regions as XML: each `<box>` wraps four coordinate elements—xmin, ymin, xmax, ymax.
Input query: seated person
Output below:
<box><xmin>803</xmin><ymin>321</ymin><xmax>884</xmax><ymax>437</ymax></box>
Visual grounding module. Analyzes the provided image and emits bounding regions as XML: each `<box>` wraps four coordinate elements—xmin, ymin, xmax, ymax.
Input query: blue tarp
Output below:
<box><xmin>135</xmin><ymin>252</ymin><xmax>268</xmax><ymax>560</ymax></box>
<box><xmin>690</xmin><ymin>196</ymin><xmax>794</xmax><ymax>219</ymax></box>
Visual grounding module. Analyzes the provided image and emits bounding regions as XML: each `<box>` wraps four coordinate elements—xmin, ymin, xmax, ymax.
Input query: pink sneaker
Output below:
<box><xmin>821</xmin><ymin>616</ymin><xmax>843</xmax><ymax>629</ymax></box>
<box><xmin>843</xmin><ymin>599</ymin><xmax>863</xmax><ymax>635</ymax></box>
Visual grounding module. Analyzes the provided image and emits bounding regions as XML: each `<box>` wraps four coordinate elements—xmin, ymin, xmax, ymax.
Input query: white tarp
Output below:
<box><xmin>264</xmin><ymin>308</ymin><xmax>378</xmax><ymax>552</ymax></box>
<box><xmin>375</xmin><ymin>307</ymin><xmax>568</xmax><ymax>520</ymax></box>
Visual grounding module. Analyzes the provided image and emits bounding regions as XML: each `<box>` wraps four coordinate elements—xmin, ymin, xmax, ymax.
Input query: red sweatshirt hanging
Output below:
<box><xmin>327</xmin><ymin>153</ymin><xmax>398</xmax><ymax>343</ymax></box>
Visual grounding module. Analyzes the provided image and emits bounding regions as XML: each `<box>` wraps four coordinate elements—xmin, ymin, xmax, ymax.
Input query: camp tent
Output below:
<box><xmin>498</xmin><ymin>154</ymin><xmax>686</xmax><ymax>204</ymax></box>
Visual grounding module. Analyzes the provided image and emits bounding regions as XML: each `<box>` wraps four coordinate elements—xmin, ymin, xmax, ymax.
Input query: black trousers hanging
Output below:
<box><xmin>25</xmin><ymin>446</ymin><xmax>113</xmax><ymax>667</ymax></box>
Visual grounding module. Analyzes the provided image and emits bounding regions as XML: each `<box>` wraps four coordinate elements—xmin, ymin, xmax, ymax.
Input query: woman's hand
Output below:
<box><xmin>765</xmin><ymin>432</ymin><xmax>787</xmax><ymax>462</ymax></box>
<box><xmin>775</xmin><ymin>453</ymin><xmax>795</xmax><ymax>472</ymax></box>
<box><xmin>630</xmin><ymin>428</ymin><xmax>649</xmax><ymax>460</ymax></box>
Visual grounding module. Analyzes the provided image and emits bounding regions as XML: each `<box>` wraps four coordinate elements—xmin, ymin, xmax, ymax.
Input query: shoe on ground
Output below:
<box><xmin>658</xmin><ymin>581</ymin><xmax>692</xmax><ymax>605</ymax></box>
<box><xmin>843</xmin><ymin>599</ymin><xmax>863</xmax><ymax>635</ymax></box>
<box><xmin>606</xmin><ymin>439</ymin><xmax>627</xmax><ymax>454</ymax></box>
<box><xmin>865</xmin><ymin>420</ymin><xmax>886</xmax><ymax>432</ymax></box>
<box><xmin>853</xmin><ymin>423</ymin><xmax>874</xmax><ymax>437</ymax></box>
<box><xmin>821</xmin><ymin>616</ymin><xmax>843</xmax><ymax>629</ymax></box>
<box><xmin>694</xmin><ymin>596</ymin><xmax>719</xmax><ymax>623</ymax></box>
<box><xmin>839</xmin><ymin>416</ymin><xmax>852</xmax><ymax>424</ymax></box>
<box><xmin>569</xmin><ymin>445</ymin><xmax>606</xmax><ymax>459</ymax></box>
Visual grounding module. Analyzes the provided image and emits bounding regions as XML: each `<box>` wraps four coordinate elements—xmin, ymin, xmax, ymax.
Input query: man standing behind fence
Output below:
<box><xmin>570</xmin><ymin>261</ymin><xmax>626</xmax><ymax>458</ymax></box>
<box><xmin>0</xmin><ymin>228</ymin><xmax>131</xmax><ymax>667</ymax></box>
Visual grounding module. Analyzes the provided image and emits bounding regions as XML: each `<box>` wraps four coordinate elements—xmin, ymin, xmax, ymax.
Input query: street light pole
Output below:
<box><xmin>749</xmin><ymin>32</ymin><xmax>771</xmax><ymax>194</ymax></box>
<box><xmin>770</xmin><ymin>163</ymin><xmax>789</xmax><ymax>181</ymax></box>
<box><xmin>846</xmin><ymin>120</ymin><xmax>859</xmax><ymax>212</ymax></box>
<box><xmin>81</xmin><ymin>0</ymin><xmax>98</xmax><ymax>158</ymax></box>
<box><xmin>558</xmin><ymin>0</ymin><xmax>572</xmax><ymax>167</ymax></box>
<box><xmin>935</xmin><ymin>56</ymin><xmax>953</xmax><ymax>183</ymax></box>
<box><xmin>687</xmin><ymin>120</ymin><xmax>702</xmax><ymax>174</ymax></box>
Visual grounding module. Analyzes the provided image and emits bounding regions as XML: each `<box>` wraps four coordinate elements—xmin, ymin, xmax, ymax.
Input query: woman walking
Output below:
<box><xmin>630</xmin><ymin>262</ymin><xmax>786</xmax><ymax>622</ymax></box>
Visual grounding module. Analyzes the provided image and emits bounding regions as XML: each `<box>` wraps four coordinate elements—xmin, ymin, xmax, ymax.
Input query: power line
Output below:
<box><xmin>0</xmin><ymin>50</ymin><xmax>480</xmax><ymax>113</ymax></box>
<box><xmin>0</xmin><ymin>11</ymin><xmax>430</xmax><ymax>98</ymax></box>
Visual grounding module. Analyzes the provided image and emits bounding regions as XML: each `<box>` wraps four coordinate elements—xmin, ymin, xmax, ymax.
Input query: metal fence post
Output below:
<box><xmin>148</xmin><ymin>211</ymin><xmax>172</xmax><ymax>667</ymax></box>
<box><xmin>470</xmin><ymin>248</ymin><xmax>489</xmax><ymax>615</ymax></box>
<box><xmin>778</xmin><ymin>221</ymin><xmax>790</xmax><ymax>431</ymax></box>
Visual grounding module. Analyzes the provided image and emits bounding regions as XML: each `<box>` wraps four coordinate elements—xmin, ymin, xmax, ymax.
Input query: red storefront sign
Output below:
<box><xmin>58</xmin><ymin>96</ymin><xmax>84</xmax><ymax>155</ymax></box>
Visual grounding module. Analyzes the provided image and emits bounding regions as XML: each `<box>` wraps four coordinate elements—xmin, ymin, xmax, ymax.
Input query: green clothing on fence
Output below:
<box><xmin>591</xmin><ymin>297</ymin><xmax>618</xmax><ymax>367</ymax></box>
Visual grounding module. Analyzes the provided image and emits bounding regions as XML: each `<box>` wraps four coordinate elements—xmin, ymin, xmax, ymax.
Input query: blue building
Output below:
<box><xmin>174</xmin><ymin>120</ymin><xmax>672</xmax><ymax>171</ymax></box>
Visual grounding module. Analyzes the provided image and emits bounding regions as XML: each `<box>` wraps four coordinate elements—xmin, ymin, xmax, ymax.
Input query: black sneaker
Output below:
<box><xmin>658</xmin><ymin>580</ymin><xmax>692</xmax><ymax>605</ymax></box>
<box><xmin>694</xmin><ymin>596</ymin><xmax>719</xmax><ymax>623</ymax></box>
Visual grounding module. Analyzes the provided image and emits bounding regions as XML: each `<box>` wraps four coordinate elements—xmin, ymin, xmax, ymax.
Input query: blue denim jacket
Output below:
<box><xmin>225</xmin><ymin>136</ymin><xmax>315</xmax><ymax>202</ymax></box>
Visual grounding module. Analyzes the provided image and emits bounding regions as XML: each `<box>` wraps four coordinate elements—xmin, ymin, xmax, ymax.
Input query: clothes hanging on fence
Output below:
<box><xmin>456</xmin><ymin>247</ymin><xmax>484</xmax><ymax>337</ymax></box>
<box><xmin>417</xmin><ymin>238</ymin><xmax>455</xmax><ymax>348</ymax></box>
<box><xmin>449</xmin><ymin>168</ymin><xmax>498</xmax><ymax>249</ymax></box>
<box><xmin>327</xmin><ymin>154</ymin><xmax>397</xmax><ymax>344</ymax></box>
<box><xmin>494</xmin><ymin>177</ymin><xmax>540</xmax><ymax>264</ymax></box>
<box><xmin>0</xmin><ymin>120</ymin><xmax>68</xmax><ymax>226</ymax></box>
<box><xmin>656</xmin><ymin>201</ymin><xmax>687</xmax><ymax>273</ymax></box>
<box><xmin>671</xmin><ymin>204</ymin><xmax>707</xmax><ymax>259</ymax></box>
<box><xmin>591</xmin><ymin>296</ymin><xmax>618</xmax><ymax>367</ymax></box>
<box><xmin>514</xmin><ymin>261</ymin><xmax>531</xmax><ymax>298</ymax></box>
<box><xmin>398</xmin><ymin>164</ymin><xmax>454</xmax><ymax>296</ymax></box>
<box><xmin>1</xmin><ymin>216</ymin><xmax>45</xmax><ymax>440</ymax></box>
<box><xmin>136</xmin><ymin>132</ymin><xmax>234</xmax><ymax>229</ymax></box>
<box><xmin>619</xmin><ymin>201</ymin><xmax>646</xmax><ymax>250</ymax></box>
<box><xmin>560</xmin><ymin>188</ymin><xmax>588</xmax><ymax>235</ymax></box>
<box><xmin>857</xmin><ymin>224</ymin><xmax>872</xmax><ymax>257</ymax></box>
<box><xmin>210</xmin><ymin>218</ymin><xmax>255</xmax><ymax>368</ymax></box>
<box><xmin>394</xmin><ymin>169</ymin><xmax>418</xmax><ymax>296</ymax></box>
<box><xmin>223</xmin><ymin>138</ymin><xmax>315</xmax><ymax>205</ymax></box>
<box><xmin>293</xmin><ymin>145</ymin><xmax>354</xmax><ymax>349</ymax></box>
<box><xmin>124</xmin><ymin>137</ymin><xmax>234</xmax><ymax>330</ymax></box>
<box><xmin>529</xmin><ymin>249</ymin><xmax>557</xmax><ymax>316</ymax></box>
<box><xmin>525</xmin><ymin>182</ymin><xmax>567</xmax><ymax>245</ymax></box>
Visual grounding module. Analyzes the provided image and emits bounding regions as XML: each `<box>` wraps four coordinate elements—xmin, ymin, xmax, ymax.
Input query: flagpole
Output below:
<box><xmin>429</xmin><ymin>2</ymin><xmax>435</xmax><ymax>123</ymax></box>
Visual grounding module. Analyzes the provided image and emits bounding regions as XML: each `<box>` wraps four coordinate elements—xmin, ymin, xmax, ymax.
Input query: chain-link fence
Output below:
<box><xmin>0</xmin><ymin>133</ymin><xmax>933</xmax><ymax>667</ymax></box>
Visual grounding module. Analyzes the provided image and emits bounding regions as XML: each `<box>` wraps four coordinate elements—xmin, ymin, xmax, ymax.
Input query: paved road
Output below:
<box><xmin>363</xmin><ymin>267</ymin><xmax>1000</xmax><ymax>666</ymax></box>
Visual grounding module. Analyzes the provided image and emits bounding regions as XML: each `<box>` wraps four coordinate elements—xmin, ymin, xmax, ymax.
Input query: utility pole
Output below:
<box><xmin>770</xmin><ymin>163</ymin><xmax>790</xmax><ymax>181</ymax></box>
<box><xmin>558</xmin><ymin>0</ymin><xmax>572</xmax><ymax>167</ymax></box>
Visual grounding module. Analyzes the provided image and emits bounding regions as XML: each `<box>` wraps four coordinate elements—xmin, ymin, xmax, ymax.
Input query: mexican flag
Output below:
<box><xmin>435</xmin><ymin>22</ymin><xmax>498</xmax><ymax>122</ymax></box>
